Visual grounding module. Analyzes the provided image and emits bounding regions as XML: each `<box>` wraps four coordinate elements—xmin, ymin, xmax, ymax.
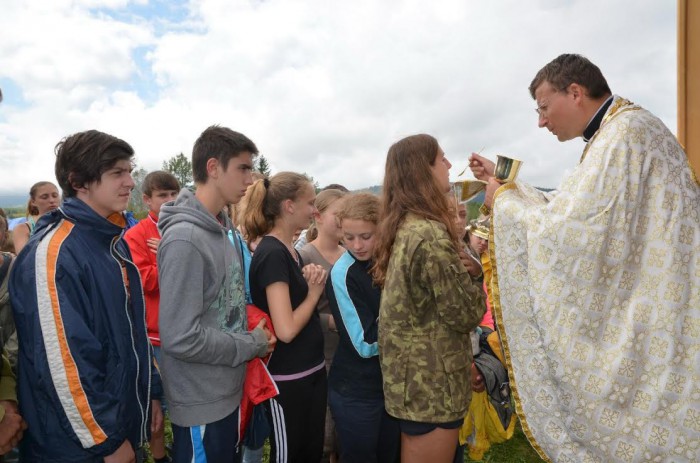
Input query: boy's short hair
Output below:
<box><xmin>142</xmin><ymin>171</ymin><xmax>180</xmax><ymax>197</ymax></box>
<box><xmin>55</xmin><ymin>130</ymin><xmax>134</xmax><ymax>198</ymax></box>
<box><xmin>192</xmin><ymin>125</ymin><xmax>258</xmax><ymax>184</ymax></box>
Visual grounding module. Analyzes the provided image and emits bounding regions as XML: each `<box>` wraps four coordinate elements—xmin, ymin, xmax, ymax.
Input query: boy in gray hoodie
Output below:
<box><xmin>158</xmin><ymin>125</ymin><xmax>275</xmax><ymax>463</ymax></box>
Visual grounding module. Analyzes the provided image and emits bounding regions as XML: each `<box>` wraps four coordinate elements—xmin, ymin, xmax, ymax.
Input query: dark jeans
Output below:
<box><xmin>328</xmin><ymin>388</ymin><xmax>400</xmax><ymax>463</ymax></box>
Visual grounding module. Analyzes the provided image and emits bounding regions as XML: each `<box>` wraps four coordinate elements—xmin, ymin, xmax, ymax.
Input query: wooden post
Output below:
<box><xmin>678</xmin><ymin>0</ymin><xmax>700</xmax><ymax>177</ymax></box>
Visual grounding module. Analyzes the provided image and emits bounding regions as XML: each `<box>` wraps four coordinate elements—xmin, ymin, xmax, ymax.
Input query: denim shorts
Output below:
<box><xmin>398</xmin><ymin>417</ymin><xmax>463</xmax><ymax>436</ymax></box>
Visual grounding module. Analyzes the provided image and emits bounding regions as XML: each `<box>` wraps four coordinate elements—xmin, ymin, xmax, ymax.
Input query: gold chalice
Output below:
<box><xmin>455</xmin><ymin>179</ymin><xmax>488</xmax><ymax>202</ymax></box>
<box><xmin>494</xmin><ymin>155</ymin><xmax>523</xmax><ymax>183</ymax></box>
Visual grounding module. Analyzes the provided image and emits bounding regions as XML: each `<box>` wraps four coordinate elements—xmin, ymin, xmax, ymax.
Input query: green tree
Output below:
<box><xmin>254</xmin><ymin>154</ymin><xmax>272</xmax><ymax>177</ymax></box>
<box><xmin>128</xmin><ymin>166</ymin><xmax>149</xmax><ymax>216</ymax></box>
<box><xmin>162</xmin><ymin>152</ymin><xmax>193</xmax><ymax>188</ymax></box>
<box><xmin>302</xmin><ymin>173</ymin><xmax>321</xmax><ymax>193</ymax></box>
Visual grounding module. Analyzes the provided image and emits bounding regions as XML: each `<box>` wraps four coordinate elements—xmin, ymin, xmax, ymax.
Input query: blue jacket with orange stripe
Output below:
<box><xmin>10</xmin><ymin>198</ymin><xmax>162</xmax><ymax>462</ymax></box>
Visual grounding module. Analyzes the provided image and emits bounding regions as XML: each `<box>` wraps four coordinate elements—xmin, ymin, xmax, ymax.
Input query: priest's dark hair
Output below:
<box><xmin>529</xmin><ymin>54</ymin><xmax>611</xmax><ymax>100</ymax></box>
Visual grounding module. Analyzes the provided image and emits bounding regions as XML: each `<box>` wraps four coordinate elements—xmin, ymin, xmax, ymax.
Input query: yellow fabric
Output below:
<box><xmin>486</xmin><ymin>331</ymin><xmax>505</xmax><ymax>366</ymax></box>
<box><xmin>490</xmin><ymin>97</ymin><xmax>700</xmax><ymax>462</ymax></box>
<box><xmin>460</xmin><ymin>390</ymin><xmax>517</xmax><ymax>459</ymax></box>
<box><xmin>459</xmin><ymin>329</ymin><xmax>513</xmax><ymax>458</ymax></box>
<box><xmin>481</xmin><ymin>252</ymin><xmax>493</xmax><ymax>312</ymax></box>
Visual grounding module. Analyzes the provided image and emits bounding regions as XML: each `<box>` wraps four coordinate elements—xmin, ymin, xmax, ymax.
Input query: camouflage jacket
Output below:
<box><xmin>379</xmin><ymin>214</ymin><xmax>486</xmax><ymax>422</ymax></box>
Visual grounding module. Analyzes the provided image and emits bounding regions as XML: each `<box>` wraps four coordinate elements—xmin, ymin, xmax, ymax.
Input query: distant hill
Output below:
<box><xmin>354</xmin><ymin>185</ymin><xmax>382</xmax><ymax>195</ymax></box>
<box><xmin>0</xmin><ymin>194</ymin><xmax>27</xmax><ymax>210</ymax></box>
<box><xmin>354</xmin><ymin>185</ymin><xmax>554</xmax><ymax>201</ymax></box>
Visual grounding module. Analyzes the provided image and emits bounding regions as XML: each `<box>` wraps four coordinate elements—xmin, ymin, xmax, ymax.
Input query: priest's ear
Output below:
<box><xmin>568</xmin><ymin>83</ymin><xmax>586</xmax><ymax>103</ymax></box>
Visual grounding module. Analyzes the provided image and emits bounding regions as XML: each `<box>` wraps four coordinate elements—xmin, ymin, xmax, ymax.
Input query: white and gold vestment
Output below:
<box><xmin>490</xmin><ymin>97</ymin><xmax>700</xmax><ymax>462</ymax></box>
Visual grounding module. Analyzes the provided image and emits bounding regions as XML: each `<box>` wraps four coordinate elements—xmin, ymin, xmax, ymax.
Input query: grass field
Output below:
<box><xmin>465</xmin><ymin>420</ymin><xmax>546</xmax><ymax>462</ymax></box>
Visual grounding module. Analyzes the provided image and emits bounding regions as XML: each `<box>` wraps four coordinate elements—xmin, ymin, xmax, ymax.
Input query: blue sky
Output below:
<box><xmin>0</xmin><ymin>0</ymin><xmax>679</xmax><ymax>197</ymax></box>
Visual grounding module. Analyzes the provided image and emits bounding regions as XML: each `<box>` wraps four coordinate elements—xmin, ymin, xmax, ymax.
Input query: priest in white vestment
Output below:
<box><xmin>470</xmin><ymin>54</ymin><xmax>699</xmax><ymax>463</ymax></box>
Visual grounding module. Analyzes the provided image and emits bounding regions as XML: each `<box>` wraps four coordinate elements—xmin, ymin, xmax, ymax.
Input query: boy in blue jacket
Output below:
<box><xmin>10</xmin><ymin>130</ymin><xmax>163</xmax><ymax>462</ymax></box>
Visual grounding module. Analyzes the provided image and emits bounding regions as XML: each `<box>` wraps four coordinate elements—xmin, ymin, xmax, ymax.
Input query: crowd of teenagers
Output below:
<box><xmin>1</xmin><ymin>52</ymin><xmax>698</xmax><ymax>463</ymax></box>
<box><xmin>0</xmin><ymin>121</ymin><xmax>501</xmax><ymax>463</ymax></box>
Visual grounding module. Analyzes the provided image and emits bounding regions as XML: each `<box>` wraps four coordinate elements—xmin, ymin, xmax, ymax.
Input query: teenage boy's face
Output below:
<box><xmin>341</xmin><ymin>218</ymin><xmax>377</xmax><ymax>262</ymax></box>
<box><xmin>77</xmin><ymin>159</ymin><xmax>135</xmax><ymax>218</ymax></box>
<box><xmin>144</xmin><ymin>189</ymin><xmax>178</xmax><ymax>215</ymax></box>
<box><xmin>217</xmin><ymin>151</ymin><xmax>254</xmax><ymax>205</ymax></box>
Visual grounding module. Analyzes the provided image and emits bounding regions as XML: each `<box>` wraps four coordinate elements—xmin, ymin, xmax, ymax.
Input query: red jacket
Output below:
<box><xmin>240</xmin><ymin>305</ymin><xmax>278</xmax><ymax>441</ymax></box>
<box><xmin>124</xmin><ymin>211</ymin><xmax>161</xmax><ymax>346</ymax></box>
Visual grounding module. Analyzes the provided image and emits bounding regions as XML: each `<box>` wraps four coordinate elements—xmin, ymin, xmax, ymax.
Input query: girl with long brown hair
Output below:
<box><xmin>373</xmin><ymin>134</ymin><xmax>485</xmax><ymax>463</ymax></box>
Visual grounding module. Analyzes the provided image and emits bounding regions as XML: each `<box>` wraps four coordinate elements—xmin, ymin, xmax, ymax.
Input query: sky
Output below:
<box><xmin>0</xmin><ymin>0</ymin><xmax>679</xmax><ymax>198</ymax></box>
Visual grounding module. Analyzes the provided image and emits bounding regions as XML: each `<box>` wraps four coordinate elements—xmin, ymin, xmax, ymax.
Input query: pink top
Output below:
<box><xmin>479</xmin><ymin>281</ymin><xmax>495</xmax><ymax>330</ymax></box>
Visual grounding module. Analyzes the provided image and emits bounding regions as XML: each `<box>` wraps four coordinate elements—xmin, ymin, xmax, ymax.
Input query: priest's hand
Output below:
<box><xmin>469</xmin><ymin>153</ymin><xmax>495</xmax><ymax>181</ymax></box>
<box><xmin>484</xmin><ymin>177</ymin><xmax>501</xmax><ymax>209</ymax></box>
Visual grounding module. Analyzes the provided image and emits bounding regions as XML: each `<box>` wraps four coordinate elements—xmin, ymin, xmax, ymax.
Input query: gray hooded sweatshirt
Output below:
<box><xmin>157</xmin><ymin>188</ymin><xmax>268</xmax><ymax>427</ymax></box>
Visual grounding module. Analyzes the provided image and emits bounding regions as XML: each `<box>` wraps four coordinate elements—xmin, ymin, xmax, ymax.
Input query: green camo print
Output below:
<box><xmin>379</xmin><ymin>214</ymin><xmax>486</xmax><ymax>422</ymax></box>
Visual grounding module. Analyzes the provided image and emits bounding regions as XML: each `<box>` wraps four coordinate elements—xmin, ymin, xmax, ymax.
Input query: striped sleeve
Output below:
<box><xmin>329</xmin><ymin>252</ymin><xmax>378</xmax><ymax>358</ymax></box>
<box><xmin>35</xmin><ymin>220</ymin><xmax>110</xmax><ymax>448</ymax></box>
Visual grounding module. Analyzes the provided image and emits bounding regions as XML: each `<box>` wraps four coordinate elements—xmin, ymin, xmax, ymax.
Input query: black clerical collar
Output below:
<box><xmin>583</xmin><ymin>95</ymin><xmax>614</xmax><ymax>142</ymax></box>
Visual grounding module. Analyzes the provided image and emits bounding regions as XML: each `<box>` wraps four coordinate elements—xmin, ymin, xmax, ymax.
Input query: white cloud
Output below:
<box><xmin>0</xmin><ymin>0</ymin><xmax>678</xmax><ymax>199</ymax></box>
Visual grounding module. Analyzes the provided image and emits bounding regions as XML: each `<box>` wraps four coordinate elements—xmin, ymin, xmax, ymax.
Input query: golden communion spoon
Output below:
<box><xmin>457</xmin><ymin>147</ymin><xmax>485</xmax><ymax>177</ymax></box>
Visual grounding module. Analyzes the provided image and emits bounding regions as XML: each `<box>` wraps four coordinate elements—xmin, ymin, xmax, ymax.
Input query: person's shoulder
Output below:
<box><xmin>400</xmin><ymin>214</ymin><xmax>448</xmax><ymax>241</ymax></box>
<box><xmin>255</xmin><ymin>236</ymin><xmax>284</xmax><ymax>254</ymax></box>
<box><xmin>160</xmin><ymin>219</ymin><xmax>197</xmax><ymax>244</ymax></box>
<box><xmin>15</xmin><ymin>219</ymin><xmax>88</xmax><ymax>275</ymax></box>
<box><xmin>604</xmin><ymin>97</ymin><xmax>656</xmax><ymax>126</ymax></box>
<box><xmin>0</xmin><ymin>252</ymin><xmax>14</xmax><ymax>283</ymax></box>
<box><xmin>625</xmin><ymin>105</ymin><xmax>667</xmax><ymax>130</ymax></box>
<box><xmin>297</xmin><ymin>242</ymin><xmax>314</xmax><ymax>261</ymax></box>
<box><xmin>124</xmin><ymin>217</ymin><xmax>148</xmax><ymax>239</ymax></box>
<box><xmin>299</xmin><ymin>242</ymin><xmax>328</xmax><ymax>267</ymax></box>
<box><xmin>252</xmin><ymin>237</ymin><xmax>296</xmax><ymax>271</ymax></box>
<box><xmin>330</xmin><ymin>251</ymin><xmax>354</xmax><ymax>278</ymax></box>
